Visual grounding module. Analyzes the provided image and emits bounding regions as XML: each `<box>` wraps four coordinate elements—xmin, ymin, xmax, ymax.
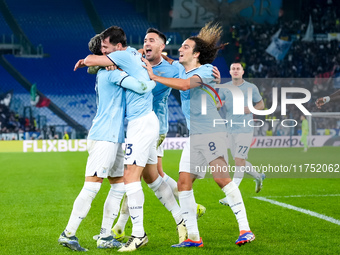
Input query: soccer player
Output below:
<box><xmin>315</xmin><ymin>89</ymin><xmax>340</xmax><ymax>108</ymax></box>
<box><xmin>74</xmin><ymin>26</ymin><xmax>185</xmax><ymax>252</ymax></box>
<box><xmin>300</xmin><ymin>115</ymin><xmax>309</xmax><ymax>152</ymax></box>
<box><xmin>217</xmin><ymin>63</ymin><xmax>266</xmax><ymax>195</ymax></box>
<box><xmin>58</xmin><ymin>34</ymin><xmax>156</xmax><ymax>251</ymax></box>
<box><xmin>111</xmin><ymin>28</ymin><xmax>181</xmax><ymax>240</ymax></box>
<box><xmin>112</xmin><ymin>28</ymin><xmax>210</xmax><ymax>241</ymax></box>
<box><xmin>143</xmin><ymin>22</ymin><xmax>255</xmax><ymax>247</ymax></box>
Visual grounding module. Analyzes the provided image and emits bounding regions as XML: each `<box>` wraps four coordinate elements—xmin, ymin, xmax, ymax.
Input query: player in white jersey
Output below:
<box><xmin>218</xmin><ymin>63</ymin><xmax>266</xmax><ymax>198</ymax></box>
<box><xmin>58</xmin><ymin>34</ymin><xmax>156</xmax><ymax>252</ymax></box>
<box><xmin>143</xmin><ymin>22</ymin><xmax>255</xmax><ymax>247</ymax></box>
<box><xmin>74</xmin><ymin>26</ymin><xmax>185</xmax><ymax>251</ymax></box>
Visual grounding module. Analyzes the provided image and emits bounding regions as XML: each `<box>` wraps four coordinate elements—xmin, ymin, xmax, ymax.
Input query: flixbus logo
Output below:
<box><xmin>201</xmin><ymin>84</ymin><xmax>311</xmax><ymax>116</ymax></box>
<box><xmin>23</xmin><ymin>139</ymin><xmax>87</xmax><ymax>152</ymax></box>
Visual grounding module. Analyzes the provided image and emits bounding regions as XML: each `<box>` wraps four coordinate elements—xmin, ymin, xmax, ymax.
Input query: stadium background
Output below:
<box><xmin>1</xmin><ymin>0</ymin><xmax>340</xmax><ymax>141</ymax></box>
<box><xmin>0</xmin><ymin>1</ymin><xmax>340</xmax><ymax>255</ymax></box>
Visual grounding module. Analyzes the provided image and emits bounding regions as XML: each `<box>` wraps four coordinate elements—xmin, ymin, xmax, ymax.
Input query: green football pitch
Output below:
<box><xmin>1</xmin><ymin>147</ymin><xmax>339</xmax><ymax>255</ymax></box>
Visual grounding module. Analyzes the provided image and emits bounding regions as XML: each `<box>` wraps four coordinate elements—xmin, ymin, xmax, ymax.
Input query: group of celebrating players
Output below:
<box><xmin>57</xmin><ymin>22</ymin><xmax>268</xmax><ymax>252</ymax></box>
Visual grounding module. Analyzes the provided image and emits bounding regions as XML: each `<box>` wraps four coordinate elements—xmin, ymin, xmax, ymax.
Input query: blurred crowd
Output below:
<box><xmin>230</xmin><ymin>0</ymin><xmax>340</xmax><ymax>132</ymax></box>
<box><xmin>0</xmin><ymin>103</ymin><xmax>37</xmax><ymax>136</ymax></box>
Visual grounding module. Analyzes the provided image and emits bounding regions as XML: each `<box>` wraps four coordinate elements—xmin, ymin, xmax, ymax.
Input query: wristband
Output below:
<box><xmin>323</xmin><ymin>96</ymin><xmax>330</xmax><ymax>104</ymax></box>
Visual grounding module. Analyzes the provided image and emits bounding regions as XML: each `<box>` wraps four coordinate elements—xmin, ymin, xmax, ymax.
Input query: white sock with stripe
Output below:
<box><xmin>65</xmin><ymin>182</ymin><xmax>101</xmax><ymax>236</ymax></box>
<box><xmin>125</xmin><ymin>182</ymin><xmax>144</xmax><ymax>237</ymax></box>
<box><xmin>100</xmin><ymin>182</ymin><xmax>125</xmax><ymax>237</ymax></box>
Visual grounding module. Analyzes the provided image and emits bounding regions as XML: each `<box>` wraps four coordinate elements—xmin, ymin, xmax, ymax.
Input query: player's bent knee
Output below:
<box><xmin>85</xmin><ymin>175</ymin><xmax>103</xmax><ymax>183</ymax></box>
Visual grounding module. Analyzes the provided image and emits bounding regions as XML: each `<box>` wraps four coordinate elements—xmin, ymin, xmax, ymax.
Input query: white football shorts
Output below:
<box><xmin>124</xmin><ymin>111</ymin><xmax>159</xmax><ymax>167</ymax></box>
<box><xmin>85</xmin><ymin>140</ymin><xmax>124</xmax><ymax>178</ymax></box>
<box><xmin>228</xmin><ymin>132</ymin><xmax>253</xmax><ymax>159</ymax></box>
<box><xmin>157</xmin><ymin>144</ymin><xmax>164</xmax><ymax>157</ymax></box>
<box><xmin>179</xmin><ymin>132</ymin><xmax>228</xmax><ymax>179</ymax></box>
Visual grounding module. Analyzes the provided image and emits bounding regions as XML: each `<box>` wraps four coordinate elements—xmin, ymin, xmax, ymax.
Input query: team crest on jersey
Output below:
<box><xmin>120</xmin><ymin>71</ymin><xmax>127</xmax><ymax>76</ymax></box>
<box><xmin>155</xmin><ymin>70</ymin><xmax>165</xmax><ymax>76</ymax></box>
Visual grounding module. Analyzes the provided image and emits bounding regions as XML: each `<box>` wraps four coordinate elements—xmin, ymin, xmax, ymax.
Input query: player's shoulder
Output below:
<box><xmin>202</xmin><ymin>63</ymin><xmax>213</xmax><ymax>69</ymax></box>
<box><xmin>126</xmin><ymin>46</ymin><xmax>139</xmax><ymax>55</ymax></box>
<box><xmin>109</xmin><ymin>47</ymin><xmax>139</xmax><ymax>58</ymax></box>
<box><xmin>243</xmin><ymin>80</ymin><xmax>258</xmax><ymax>88</ymax></box>
<box><xmin>195</xmin><ymin>64</ymin><xmax>213</xmax><ymax>77</ymax></box>
<box><xmin>171</xmin><ymin>60</ymin><xmax>185</xmax><ymax>74</ymax></box>
<box><xmin>160</xmin><ymin>59</ymin><xmax>179</xmax><ymax>73</ymax></box>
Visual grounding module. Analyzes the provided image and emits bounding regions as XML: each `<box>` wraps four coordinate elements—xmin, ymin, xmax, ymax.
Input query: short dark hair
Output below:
<box><xmin>100</xmin><ymin>26</ymin><xmax>127</xmax><ymax>47</ymax></box>
<box><xmin>230</xmin><ymin>62</ymin><xmax>243</xmax><ymax>69</ymax></box>
<box><xmin>88</xmin><ymin>34</ymin><xmax>102</xmax><ymax>55</ymax></box>
<box><xmin>146</xmin><ymin>28</ymin><xmax>166</xmax><ymax>44</ymax></box>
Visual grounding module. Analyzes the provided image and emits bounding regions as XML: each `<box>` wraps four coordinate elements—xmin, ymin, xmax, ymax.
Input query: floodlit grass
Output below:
<box><xmin>0</xmin><ymin>147</ymin><xmax>339</xmax><ymax>254</ymax></box>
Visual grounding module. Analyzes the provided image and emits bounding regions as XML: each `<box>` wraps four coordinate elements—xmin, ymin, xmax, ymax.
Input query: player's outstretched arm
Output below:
<box><xmin>84</xmin><ymin>55</ymin><xmax>114</xmax><ymax>67</ymax></box>
<box><xmin>315</xmin><ymin>97</ymin><xmax>329</xmax><ymax>108</ymax></box>
<box><xmin>142</xmin><ymin>57</ymin><xmax>200</xmax><ymax>90</ymax></box>
<box><xmin>74</xmin><ymin>55</ymin><xmax>116</xmax><ymax>71</ymax></box>
<box><xmin>120</xmin><ymin>75</ymin><xmax>156</xmax><ymax>94</ymax></box>
<box><xmin>315</xmin><ymin>89</ymin><xmax>340</xmax><ymax>108</ymax></box>
<box><xmin>74</xmin><ymin>59</ymin><xmax>86</xmax><ymax>71</ymax></box>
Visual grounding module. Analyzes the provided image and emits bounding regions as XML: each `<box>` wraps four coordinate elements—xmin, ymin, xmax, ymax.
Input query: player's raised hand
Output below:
<box><xmin>74</xmin><ymin>59</ymin><xmax>86</xmax><ymax>71</ymax></box>
<box><xmin>105</xmin><ymin>65</ymin><xmax>117</xmax><ymax>71</ymax></box>
<box><xmin>315</xmin><ymin>97</ymin><xmax>329</xmax><ymax>108</ymax></box>
<box><xmin>138</xmin><ymin>48</ymin><xmax>145</xmax><ymax>55</ymax></box>
<box><xmin>213</xmin><ymin>66</ymin><xmax>221</xmax><ymax>84</ymax></box>
<box><xmin>216</xmin><ymin>100</ymin><xmax>225</xmax><ymax>110</ymax></box>
<box><xmin>141</xmin><ymin>57</ymin><xmax>156</xmax><ymax>80</ymax></box>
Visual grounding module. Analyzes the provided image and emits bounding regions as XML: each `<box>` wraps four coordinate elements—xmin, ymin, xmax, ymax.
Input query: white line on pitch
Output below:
<box><xmin>253</xmin><ymin>197</ymin><xmax>340</xmax><ymax>226</ymax></box>
<box><xmin>262</xmin><ymin>194</ymin><xmax>340</xmax><ymax>198</ymax></box>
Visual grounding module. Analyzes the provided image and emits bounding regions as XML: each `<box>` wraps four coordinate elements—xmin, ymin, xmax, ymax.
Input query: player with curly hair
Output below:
<box><xmin>142</xmin><ymin>22</ymin><xmax>255</xmax><ymax>248</ymax></box>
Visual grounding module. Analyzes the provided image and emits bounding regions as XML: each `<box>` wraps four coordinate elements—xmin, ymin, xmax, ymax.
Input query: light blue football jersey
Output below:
<box><xmin>173</xmin><ymin>61</ymin><xmax>226</xmax><ymax>135</ymax></box>
<box><xmin>172</xmin><ymin>61</ymin><xmax>190</xmax><ymax>129</ymax></box>
<box><xmin>87</xmin><ymin>68</ymin><xmax>126</xmax><ymax>143</ymax></box>
<box><xmin>107</xmin><ymin>47</ymin><xmax>153</xmax><ymax>121</ymax></box>
<box><xmin>219</xmin><ymin>80</ymin><xmax>262</xmax><ymax>133</ymax></box>
<box><xmin>152</xmin><ymin>58</ymin><xmax>179</xmax><ymax>135</ymax></box>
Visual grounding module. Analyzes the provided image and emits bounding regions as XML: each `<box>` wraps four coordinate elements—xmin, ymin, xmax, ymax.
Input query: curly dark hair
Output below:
<box><xmin>188</xmin><ymin>22</ymin><xmax>225</xmax><ymax>64</ymax></box>
<box><xmin>88</xmin><ymin>34</ymin><xmax>102</xmax><ymax>55</ymax></box>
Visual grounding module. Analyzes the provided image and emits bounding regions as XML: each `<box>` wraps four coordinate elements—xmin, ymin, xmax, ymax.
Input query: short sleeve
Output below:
<box><xmin>107</xmin><ymin>70</ymin><xmax>129</xmax><ymax>85</ymax></box>
<box><xmin>252</xmin><ymin>85</ymin><xmax>262</xmax><ymax>103</ymax></box>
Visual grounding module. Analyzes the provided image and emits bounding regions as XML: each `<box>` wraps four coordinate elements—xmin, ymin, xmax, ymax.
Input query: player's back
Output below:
<box><xmin>107</xmin><ymin>47</ymin><xmax>153</xmax><ymax>121</ymax></box>
<box><xmin>88</xmin><ymin>68</ymin><xmax>125</xmax><ymax>143</ymax></box>
<box><xmin>152</xmin><ymin>59</ymin><xmax>179</xmax><ymax>134</ymax></box>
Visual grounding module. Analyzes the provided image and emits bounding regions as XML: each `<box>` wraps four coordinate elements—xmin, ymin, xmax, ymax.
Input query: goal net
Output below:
<box><xmin>307</xmin><ymin>112</ymin><xmax>340</xmax><ymax>144</ymax></box>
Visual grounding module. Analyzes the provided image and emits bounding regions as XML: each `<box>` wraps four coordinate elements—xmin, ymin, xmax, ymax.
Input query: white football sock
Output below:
<box><xmin>125</xmin><ymin>182</ymin><xmax>144</xmax><ymax>237</ymax></box>
<box><xmin>245</xmin><ymin>161</ymin><xmax>261</xmax><ymax>179</ymax></box>
<box><xmin>113</xmin><ymin>194</ymin><xmax>129</xmax><ymax>234</ymax></box>
<box><xmin>65</xmin><ymin>182</ymin><xmax>101</xmax><ymax>236</ymax></box>
<box><xmin>222</xmin><ymin>181</ymin><xmax>250</xmax><ymax>232</ymax></box>
<box><xmin>162</xmin><ymin>173</ymin><xmax>179</xmax><ymax>200</ymax></box>
<box><xmin>179</xmin><ymin>190</ymin><xmax>199</xmax><ymax>241</ymax></box>
<box><xmin>233</xmin><ymin>166</ymin><xmax>244</xmax><ymax>186</ymax></box>
<box><xmin>148</xmin><ymin>176</ymin><xmax>182</xmax><ymax>224</ymax></box>
<box><xmin>100</xmin><ymin>182</ymin><xmax>125</xmax><ymax>237</ymax></box>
